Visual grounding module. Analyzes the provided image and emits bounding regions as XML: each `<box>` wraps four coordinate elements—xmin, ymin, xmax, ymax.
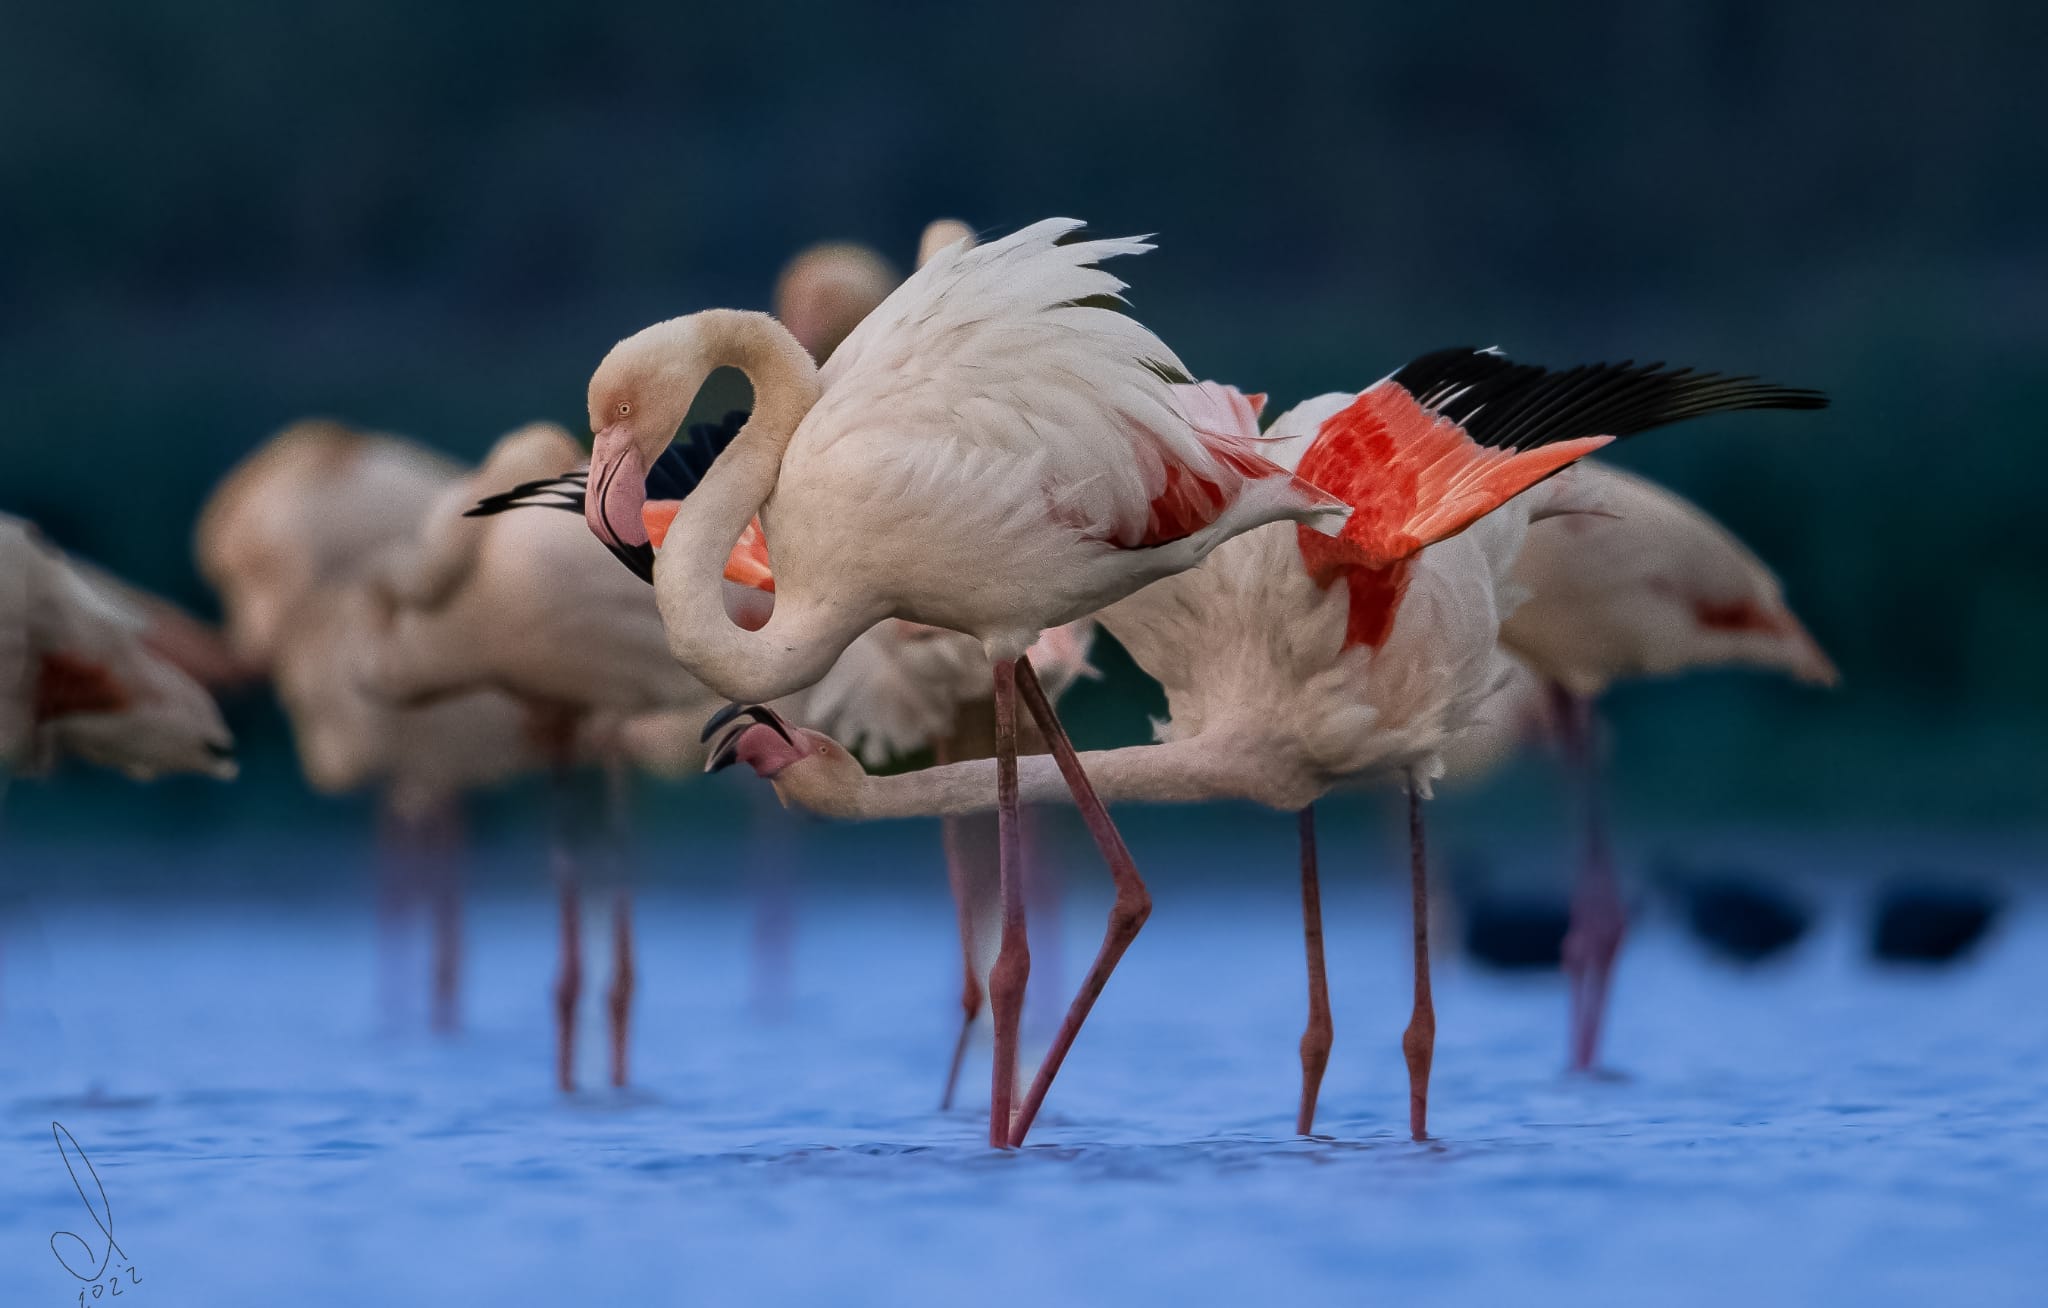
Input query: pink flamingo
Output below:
<box><xmin>363</xmin><ymin>422</ymin><xmax>762</xmax><ymax>1090</ymax></box>
<box><xmin>198</xmin><ymin>421</ymin><xmax>487</xmax><ymax>1033</ymax></box>
<box><xmin>3</xmin><ymin>515</ymin><xmax>237</xmax><ymax>1017</ymax></box>
<box><xmin>4</xmin><ymin>513</ymin><xmax>238</xmax><ymax>785</ymax></box>
<box><xmin>579</xmin><ymin>218</ymin><xmax>1351</xmax><ymax>1147</ymax></box>
<box><xmin>705</xmin><ymin>350</ymin><xmax>1826</xmax><ymax>1140</ymax></box>
<box><xmin>1495</xmin><ymin>460</ymin><xmax>1838</xmax><ymax>1073</ymax></box>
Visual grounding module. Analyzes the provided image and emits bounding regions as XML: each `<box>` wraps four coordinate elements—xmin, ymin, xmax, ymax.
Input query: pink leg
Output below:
<box><xmin>427</xmin><ymin>799</ymin><xmax>465</xmax><ymax>1036</ymax></box>
<box><xmin>1403</xmin><ymin>777</ymin><xmax>1436</xmax><ymax>1142</ymax></box>
<box><xmin>1550</xmin><ymin>684</ymin><xmax>1625</xmax><ymax>1074</ymax></box>
<box><xmin>602</xmin><ymin>757</ymin><xmax>636</xmax><ymax>1089</ymax></box>
<box><xmin>607</xmin><ymin>888</ymin><xmax>635</xmax><ymax>1089</ymax></box>
<box><xmin>1006</xmin><ymin>658</ymin><xmax>1151</xmax><ymax>1148</ymax></box>
<box><xmin>373</xmin><ymin>797</ymin><xmax>416</xmax><ymax>1031</ymax></box>
<box><xmin>938</xmin><ymin>811</ymin><xmax>990</xmax><ymax>1112</ymax></box>
<box><xmin>1297</xmin><ymin>804</ymin><xmax>1333</xmax><ymax>1136</ymax></box>
<box><xmin>987</xmin><ymin>660</ymin><xmax>1028</xmax><ymax>1147</ymax></box>
<box><xmin>550</xmin><ymin>766</ymin><xmax>583</xmax><ymax>1094</ymax></box>
<box><xmin>1021</xmin><ymin>802</ymin><xmax>1066</xmax><ymax>1038</ymax></box>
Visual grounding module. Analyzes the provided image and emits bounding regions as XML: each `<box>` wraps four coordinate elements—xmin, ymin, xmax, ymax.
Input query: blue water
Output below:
<box><xmin>3</xmin><ymin>851</ymin><xmax>2045</xmax><ymax>1306</ymax></box>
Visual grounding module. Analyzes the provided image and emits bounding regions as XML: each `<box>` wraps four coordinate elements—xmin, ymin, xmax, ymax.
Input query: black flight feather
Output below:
<box><xmin>1388</xmin><ymin>348</ymin><xmax>1828</xmax><ymax>451</ymax></box>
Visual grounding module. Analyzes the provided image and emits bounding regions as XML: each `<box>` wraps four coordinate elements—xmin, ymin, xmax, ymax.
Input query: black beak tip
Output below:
<box><xmin>742</xmin><ymin>705</ymin><xmax>793</xmax><ymax>744</ymax></box>
<box><xmin>702</xmin><ymin>702</ymin><xmax>746</xmax><ymax>743</ymax></box>
<box><xmin>706</xmin><ymin>734</ymin><xmax>742</xmax><ymax>773</ymax></box>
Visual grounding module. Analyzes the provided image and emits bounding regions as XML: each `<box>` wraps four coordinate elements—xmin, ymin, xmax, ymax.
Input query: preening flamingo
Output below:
<box><xmin>707</xmin><ymin>350</ymin><xmax>1826</xmax><ymax>1140</ymax></box>
<box><xmin>198</xmin><ymin>421</ymin><xmax>482</xmax><ymax>1032</ymax></box>
<box><xmin>363</xmin><ymin>422</ymin><xmax>752</xmax><ymax>1090</ymax></box>
<box><xmin>1495</xmin><ymin>459</ymin><xmax>1838</xmax><ymax>1072</ymax></box>
<box><xmin>2</xmin><ymin>516</ymin><xmax>236</xmax><ymax>1017</ymax></box>
<box><xmin>3</xmin><ymin>514</ymin><xmax>238</xmax><ymax>785</ymax></box>
<box><xmin>579</xmin><ymin>218</ymin><xmax>1351</xmax><ymax>1147</ymax></box>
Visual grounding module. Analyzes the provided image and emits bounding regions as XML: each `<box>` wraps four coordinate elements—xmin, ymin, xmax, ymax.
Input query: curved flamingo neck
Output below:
<box><xmin>645</xmin><ymin>312</ymin><xmax>869</xmax><ymax>702</ymax></box>
<box><xmin>794</xmin><ymin>737</ymin><xmax>1244</xmax><ymax>820</ymax></box>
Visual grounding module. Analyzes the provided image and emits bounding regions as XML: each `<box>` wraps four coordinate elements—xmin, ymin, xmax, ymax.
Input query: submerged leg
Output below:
<box><xmin>373</xmin><ymin>796</ymin><xmax>416</xmax><ymax>1032</ymax></box>
<box><xmin>1020</xmin><ymin>799</ymin><xmax>1066</xmax><ymax>1040</ymax></box>
<box><xmin>933</xmin><ymin>723</ymin><xmax>998</xmax><ymax>1113</ymax></box>
<box><xmin>987</xmin><ymin>660</ymin><xmax>1029</xmax><ymax>1147</ymax></box>
<box><xmin>1006</xmin><ymin>658</ymin><xmax>1152</xmax><ymax>1148</ymax></box>
<box><xmin>607</xmin><ymin>888</ymin><xmax>635</xmax><ymax>1089</ymax></box>
<box><xmin>428</xmin><ymin>799</ymin><xmax>465</xmax><ymax>1036</ymax></box>
<box><xmin>550</xmin><ymin>766</ymin><xmax>583</xmax><ymax>1094</ymax></box>
<box><xmin>1403</xmin><ymin>777</ymin><xmax>1435</xmax><ymax>1142</ymax></box>
<box><xmin>938</xmin><ymin>812</ymin><xmax>989</xmax><ymax>1112</ymax></box>
<box><xmin>603</xmin><ymin>757</ymin><xmax>636</xmax><ymax>1089</ymax></box>
<box><xmin>1297</xmin><ymin>804</ymin><xmax>1333</xmax><ymax>1136</ymax></box>
<box><xmin>1551</xmin><ymin>684</ymin><xmax>1625</xmax><ymax>1074</ymax></box>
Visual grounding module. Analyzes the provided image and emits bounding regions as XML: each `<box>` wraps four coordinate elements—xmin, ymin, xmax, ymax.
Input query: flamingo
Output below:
<box><xmin>4</xmin><ymin>513</ymin><xmax>239</xmax><ymax>785</ymax></box>
<box><xmin>2</xmin><ymin>516</ymin><xmax>237</xmax><ymax>1019</ymax></box>
<box><xmin>1492</xmin><ymin>459</ymin><xmax>1838</xmax><ymax>1073</ymax></box>
<box><xmin>777</xmin><ymin>217</ymin><xmax>1096</xmax><ymax>1108</ymax></box>
<box><xmin>198</xmin><ymin>421</ymin><xmax>483</xmax><ymax>1032</ymax></box>
<box><xmin>578</xmin><ymin>218</ymin><xmax>1352</xmax><ymax>1147</ymax></box>
<box><xmin>361</xmin><ymin>421</ymin><xmax>762</xmax><ymax>1090</ymax></box>
<box><xmin>703</xmin><ymin>349</ymin><xmax>1826</xmax><ymax>1140</ymax></box>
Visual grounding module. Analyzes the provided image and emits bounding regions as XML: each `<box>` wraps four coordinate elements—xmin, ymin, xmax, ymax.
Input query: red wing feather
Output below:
<box><xmin>1132</xmin><ymin>382</ymin><xmax>1342</xmax><ymax>548</ymax></box>
<box><xmin>34</xmin><ymin>652</ymin><xmax>131</xmax><ymax>722</ymax></box>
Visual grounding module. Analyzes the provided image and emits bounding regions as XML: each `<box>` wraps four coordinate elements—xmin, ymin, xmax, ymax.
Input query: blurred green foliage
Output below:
<box><xmin>2</xmin><ymin>1</ymin><xmax>2043</xmax><ymax>836</ymax></box>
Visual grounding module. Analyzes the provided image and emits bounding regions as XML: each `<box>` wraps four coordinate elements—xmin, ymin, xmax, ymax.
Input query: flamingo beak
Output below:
<box><xmin>702</xmin><ymin>702</ymin><xmax>794</xmax><ymax>745</ymax></box>
<box><xmin>704</xmin><ymin>703</ymin><xmax>793</xmax><ymax>772</ymax></box>
<box><xmin>586</xmin><ymin>424</ymin><xmax>649</xmax><ymax>559</ymax></box>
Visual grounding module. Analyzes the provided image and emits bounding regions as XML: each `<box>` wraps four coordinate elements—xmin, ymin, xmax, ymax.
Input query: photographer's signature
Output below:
<box><xmin>48</xmin><ymin>1122</ymin><xmax>143</xmax><ymax>1304</ymax></box>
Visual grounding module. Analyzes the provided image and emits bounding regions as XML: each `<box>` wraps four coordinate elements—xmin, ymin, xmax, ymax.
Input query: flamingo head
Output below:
<box><xmin>584</xmin><ymin>325</ymin><xmax>704</xmax><ymax>564</ymax></box>
<box><xmin>702</xmin><ymin>703</ymin><xmax>861</xmax><ymax>800</ymax></box>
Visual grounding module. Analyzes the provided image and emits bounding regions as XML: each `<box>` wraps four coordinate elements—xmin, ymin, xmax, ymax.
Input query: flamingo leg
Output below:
<box><xmin>987</xmin><ymin>660</ymin><xmax>1028</xmax><ymax>1147</ymax></box>
<box><xmin>607</xmin><ymin>888</ymin><xmax>635</xmax><ymax>1088</ymax></box>
<box><xmin>373</xmin><ymin>796</ymin><xmax>419</xmax><ymax>1032</ymax></box>
<box><xmin>428</xmin><ymin>799</ymin><xmax>464</xmax><ymax>1036</ymax></box>
<box><xmin>550</xmin><ymin>764</ymin><xmax>583</xmax><ymax>1094</ymax></box>
<box><xmin>1020</xmin><ymin>798</ymin><xmax>1065</xmax><ymax>1040</ymax></box>
<box><xmin>1402</xmin><ymin>776</ymin><xmax>1435</xmax><ymax>1142</ymax></box>
<box><xmin>1551</xmin><ymin>684</ymin><xmax>1624</xmax><ymax>1074</ymax></box>
<box><xmin>1296</xmin><ymin>804</ymin><xmax>1332</xmax><ymax>1136</ymax></box>
<box><xmin>602</xmin><ymin>757</ymin><xmax>636</xmax><ymax>1089</ymax></box>
<box><xmin>1006</xmin><ymin>657</ymin><xmax>1151</xmax><ymax>1148</ymax></box>
<box><xmin>932</xmin><ymin>727</ymin><xmax>995</xmax><ymax>1113</ymax></box>
<box><xmin>937</xmin><ymin>811</ymin><xmax>990</xmax><ymax>1112</ymax></box>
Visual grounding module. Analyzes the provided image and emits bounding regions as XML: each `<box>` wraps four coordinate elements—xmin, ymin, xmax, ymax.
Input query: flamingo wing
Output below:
<box><xmin>1294</xmin><ymin>348</ymin><xmax>1826</xmax><ymax>649</ymax></box>
<box><xmin>796</xmin><ymin>218</ymin><xmax>1344</xmax><ymax>551</ymax></box>
<box><xmin>1297</xmin><ymin>349</ymin><xmax>1827</xmax><ymax>579</ymax></box>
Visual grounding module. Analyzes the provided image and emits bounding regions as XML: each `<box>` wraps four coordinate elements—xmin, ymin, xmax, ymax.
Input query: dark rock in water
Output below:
<box><xmin>1462</xmin><ymin>894</ymin><xmax>1571</xmax><ymax>970</ymax></box>
<box><xmin>1677</xmin><ymin>876</ymin><xmax>1812</xmax><ymax>963</ymax></box>
<box><xmin>1872</xmin><ymin>881</ymin><xmax>2001</xmax><ymax>963</ymax></box>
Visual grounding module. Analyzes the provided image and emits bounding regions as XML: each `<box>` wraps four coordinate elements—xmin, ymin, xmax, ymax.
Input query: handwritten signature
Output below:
<box><xmin>49</xmin><ymin>1122</ymin><xmax>143</xmax><ymax>1303</ymax></box>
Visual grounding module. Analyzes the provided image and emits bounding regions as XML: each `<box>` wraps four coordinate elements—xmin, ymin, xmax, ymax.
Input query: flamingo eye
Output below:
<box><xmin>616</xmin><ymin>401</ymin><xmax>632</xmax><ymax>418</ymax></box>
